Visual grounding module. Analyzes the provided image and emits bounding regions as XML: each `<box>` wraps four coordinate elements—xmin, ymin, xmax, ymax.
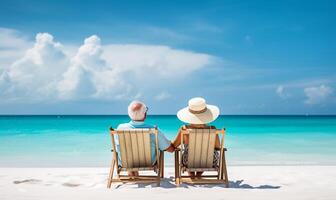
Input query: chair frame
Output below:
<box><xmin>174</xmin><ymin>126</ymin><xmax>229</xmax><ymax>187</ymax></box>
<box><xmin>107</xmin><ymin>127</ymin><xmax>164</xmax><ymax>188</ymax></box>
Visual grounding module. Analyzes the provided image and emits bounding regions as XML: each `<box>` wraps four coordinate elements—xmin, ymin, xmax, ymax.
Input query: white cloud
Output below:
<box><xmin>57</xmin><ymin>35</ymin><xmax>106</xmax><ymax>99</ymax></box>
<box><xmin>154</xmin><ymin>92</ymin><xmax>171</xmax><ymax>101</ymax></box>
<box><xmin>1</xmin><ymin>33</ymin><xmax>68</xmax><ymax>101</ymax></box>
<box><xmin>276</xmin><ymin>85</ymin><xmax>290</xmax><ymax>99</ymax></box>
<box><xmin>0</xmin><ymin>28</ymin><xmax>31</xmax><ymax>49</ymax></box>
<box><xmin>0</xmin><ymin>28</ymin><xmax>32</xmax><ymax>70</ymax></box>
<box><xmin>304</xmin><ymin>85</ymin><xmax>333</xmax><ymax>105</ymax></box>
<box><xmin>0</xmin><ymin>30</ymin><xmax>216</xmax><ymax>102</ymax></box>
<box><xmin>102</xmin><ymin>44</ymin><xmax>213</xmax><ymax>78</ymax></box>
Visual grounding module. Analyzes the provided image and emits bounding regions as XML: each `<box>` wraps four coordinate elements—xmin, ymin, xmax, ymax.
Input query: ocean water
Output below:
<box><xmin>0</xmin><ymin>115</ymin><xmax>335</xmax><ymax>167</ymax></box>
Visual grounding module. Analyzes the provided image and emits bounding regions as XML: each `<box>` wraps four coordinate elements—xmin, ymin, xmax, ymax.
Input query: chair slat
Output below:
<box><xmin>130</xmin><ymin>130</ymin><xmax>140</xmax><ymax>167</ymax></box>
<box><xmin>115</xmin><ymin>129</ymin><xmax>154</xmax><ymax>168</ymax></box>
<box><xmin>187</xmin><ymin>129</ymin><xmax>217</xmax><ymax>169</ymax></box>
<box><xmin>143</xmin><ymin>130</ymin><xmax>152</xmax><ymax>166</ymax></box>
<box><xmin>187</xmin><ymin>129</ymin><xmax>196</xmax><ymax>168</ymax></box>
<box><xmin>136</xmin><ymin>132</ymin><xmax>146</xmax><ymax>167</ymax></box>
<box><xmin>118</xmin><ymin>133</ymin><xmax>128</xmax><ymax>168</ymax></box>
<box><xmin>124</xmin><ymin>131</ymin><xmax>134</xmax><ymax>168</ymax></box>
<box><xmin>206</xmin><ymin>129</ymin><xmax>216</xmax><ymax>168</ymax></box>
<box><xmin>194</xmin><ymin>129</ymin><xmax>203</xmax><ymax>167</ymax></box>
<box><xmin>200</xmin><ymin>129</ymin><xmax>210</xmax><ymax>167</ymax></box>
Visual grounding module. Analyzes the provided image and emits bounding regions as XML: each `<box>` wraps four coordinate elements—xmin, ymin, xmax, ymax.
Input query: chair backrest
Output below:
<box><xmin>111</xmin><ymin>128</ymin><xmax>158</xmax><ymax>168</ymax></box>
<box><xmin>185</xmin><ymin>128</ymin><xmax>218</xmax><ymax>168</ymax></box>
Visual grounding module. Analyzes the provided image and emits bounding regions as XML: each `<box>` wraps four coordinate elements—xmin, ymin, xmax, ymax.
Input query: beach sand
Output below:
<box><xmin>1</xmin><ymin>166</ymin><xmax>335</xmax><ymax>200</ymax></box>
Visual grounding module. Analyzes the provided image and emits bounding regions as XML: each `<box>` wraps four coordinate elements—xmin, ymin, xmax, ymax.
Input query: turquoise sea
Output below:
<box><xmin>0</xmin><ymin>115</ymin><xmax>336</xmax><ymax>167</ymax></box>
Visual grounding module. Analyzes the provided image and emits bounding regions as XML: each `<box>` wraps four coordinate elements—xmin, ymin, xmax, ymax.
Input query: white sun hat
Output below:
<box><xmin>177</xmin><ymin>97</ymin><xmax>220</xmax><ymax>124</ymax></box>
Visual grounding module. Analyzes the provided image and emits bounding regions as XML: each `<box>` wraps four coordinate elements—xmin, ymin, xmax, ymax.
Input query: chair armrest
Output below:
<box><xmin>215</xmin><ymin>148</ymin><xmax>227</xmax><ymax>151</ymax></box>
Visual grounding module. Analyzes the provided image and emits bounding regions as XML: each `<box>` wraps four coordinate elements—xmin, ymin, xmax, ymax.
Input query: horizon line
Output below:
<box><xmin>0</xmin><ymin>114</ymin><xmax>336</xmax><ymax>116</ymax></box>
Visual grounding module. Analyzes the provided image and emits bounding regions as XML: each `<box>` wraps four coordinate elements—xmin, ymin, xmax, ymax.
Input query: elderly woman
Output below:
<box><xmin>117</xmin><ymin>100</ymin><xmax>174</xmax><ymax>177</ymax></box>
<box><xmin>172</xmin><ymin>97</ymin><xmax>221</xmax><ymax>178</ymax></box>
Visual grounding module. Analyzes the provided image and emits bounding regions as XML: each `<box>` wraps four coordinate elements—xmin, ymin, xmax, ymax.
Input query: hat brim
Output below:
<box><xmin>177</xmin><ymin>105</ymin><xmax>220</xmax><ymax>124</ymax></box>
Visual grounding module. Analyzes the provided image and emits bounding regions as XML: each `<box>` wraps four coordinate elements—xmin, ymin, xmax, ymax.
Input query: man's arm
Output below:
<box><xmin>157</xmin><ymin>129</ymin><xmax>175</xmax><ymax>152</ymax></box>
<box><xmin>165</xmin><ymin>144</ymin><xmax>175</xmax><ymax>152</ymax></box>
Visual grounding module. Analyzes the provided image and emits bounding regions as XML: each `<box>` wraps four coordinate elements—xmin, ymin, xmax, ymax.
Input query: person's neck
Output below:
<box><xmin>132</xmin><ymin>120</ymin><xmax>145</xmax><ymax>122</ymax></box>
<box><xmin>189</xmin><ymin>124</ymin><xmax>206</xmax><ymax>128</ymax></box>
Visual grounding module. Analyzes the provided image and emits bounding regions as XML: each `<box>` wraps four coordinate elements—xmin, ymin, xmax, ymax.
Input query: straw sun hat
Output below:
<box><xmin>177</xmin><ymin>97</ymin><xmax>220</xmax><ymax>124</ymax></box>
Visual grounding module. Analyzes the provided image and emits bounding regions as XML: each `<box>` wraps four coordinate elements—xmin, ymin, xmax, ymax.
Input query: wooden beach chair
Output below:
<box><xmin>174</xmin><ymin>126</ymin><xmax>229</xmax><ymax>187</ymax></box>
<box><xmin>107</xmin><ymin>127</ymin><xmax>164</xmax><ymax>188</ymax></box>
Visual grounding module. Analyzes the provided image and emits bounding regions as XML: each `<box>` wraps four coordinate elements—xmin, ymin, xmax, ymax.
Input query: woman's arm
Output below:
<box><xmin>172</xmin><ymin>127</ymin><xmax>182</xmax><ymax>148</ymax></box>
<box><xmin>211</xmin><ymin>126</ymin><xmax>221</xmax><ymax>150</ymax></box>
<box><xmin>215</xmin><ymin>135</ymin><xmax>221</xmax><ymax>149</ymax></box>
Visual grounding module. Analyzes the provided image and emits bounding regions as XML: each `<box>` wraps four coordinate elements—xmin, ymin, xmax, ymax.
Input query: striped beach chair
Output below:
<box><xmin>107</xmin><ymin>127</ymin><xmax>164</xmax><ymax>188</ymax></box>
<box><xmin>174</xmin><ymin>126</ymin><xmax>229</xmax><ymax>187</ymax></box>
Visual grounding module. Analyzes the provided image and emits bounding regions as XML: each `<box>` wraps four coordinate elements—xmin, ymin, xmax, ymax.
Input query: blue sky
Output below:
<box><xmin>0</xmin><ymin>0</ymin><xmax>335</xmax><ymax>114</ymax></box>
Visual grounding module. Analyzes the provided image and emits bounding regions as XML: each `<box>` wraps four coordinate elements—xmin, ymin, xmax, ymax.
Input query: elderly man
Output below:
<box><xmin>117</xmin><ymin>100</ymin><xmax>174</xmax><ymax>176</ymax></box>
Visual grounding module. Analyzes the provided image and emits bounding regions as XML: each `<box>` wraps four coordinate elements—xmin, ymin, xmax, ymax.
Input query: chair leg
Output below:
<box><xmin>160</xmin><ymin>151</ymin><xmax>164</xmax><ymax>178</ymax></box>
<box><xmin>157</xmin><ymin>166</ymin><xmax>161</xmax><ymax>186</ymax></box>
<box><xmin>177</xmin><ymin>166</ymin><xmax>182</xmax><ymax>186</ymax></box>
<box><xmin>155</xmin><ymin>152</ymin><xmax>162</xmax><ymax>186</ymax></box>
<box><xmin>107</xmin><ymin>159</ymin><xmax>115</xmax><ymax>188</ymax></box>
<box><xmin>175</xmin><ymin>151</ymin><xmax>181</xmax><ymax>186</ymax></box>
<box><xmin>222</xmin><ymin>152</ymin><xmax>229</xmax><ymax>188</ymax></box>
<box><xmin>157</xmin><ymin>176</ymin><xmax>161</xmax><ymax>187</ymax></box>
<box><xmin>176</xmin><ymin>178</ymin><xmax>180</xmax><ymax>186</ymax></box>
<box><xmin>218</xmin><ymin>151</ymin><xmax>223</xmax><ymax>180</ymax></box>
<box><xmin>174</xmin><ymin>151</ymin><xmax>178</xmax><ymax>185</ymax></box>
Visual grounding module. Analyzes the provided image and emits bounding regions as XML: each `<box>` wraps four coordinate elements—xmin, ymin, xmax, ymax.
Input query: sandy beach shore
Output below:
<box><xmin>1</xmin><ymin>166</ymin><xmax>335</xmax><ymax>200</ymax></box>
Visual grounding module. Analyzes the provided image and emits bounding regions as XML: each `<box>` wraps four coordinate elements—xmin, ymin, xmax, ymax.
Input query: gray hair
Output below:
<box><xmin>128</xmin><ymin>100</ymin><xmax>147</xmax><ymax>121</ymax></box>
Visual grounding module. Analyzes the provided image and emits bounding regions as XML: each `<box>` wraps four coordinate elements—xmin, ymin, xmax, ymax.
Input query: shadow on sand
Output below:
<box><xmin>113</xmin><ymin>177</ymin><xmax>281</xmax><ymax>189</ymax></box>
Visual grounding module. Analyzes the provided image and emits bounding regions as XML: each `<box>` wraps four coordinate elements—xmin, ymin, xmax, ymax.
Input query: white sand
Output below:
<box><xmin>0</xmin><ymin>166</ymin><xmax>335</xmax><ymax>200</ymax></box>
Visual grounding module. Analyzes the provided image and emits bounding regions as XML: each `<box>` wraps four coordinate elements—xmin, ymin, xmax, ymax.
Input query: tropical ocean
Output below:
<box><xmin>0</xmin><ymin>115</ymin><xmax>335</xmax><ymax>167</ymax></box>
